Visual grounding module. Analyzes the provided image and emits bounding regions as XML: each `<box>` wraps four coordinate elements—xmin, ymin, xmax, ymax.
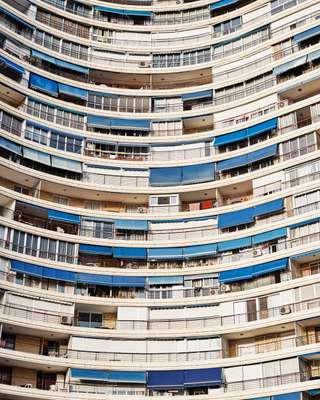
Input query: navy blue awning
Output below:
<box><xmin>293</xmin><ymin>25</ymin><xmax>320</xmax><ymax>43</ymax></box>
<box><xmin>47</xmin><ymin>210</ymin><xmax>80</xmax><ymax>224</ymax></box>
<box><xmin>11</xmin><ymin>260</ymin><xmax>76</xmax><ymax>282</ymax></box>
<box><xmin>219</xmin><ymin>258</ymin><xmax>288</xmax><ymax>283</ymax></box>
<box><xmin>150</xmin><ymin>166</ymin><xmax>182</xmax><ymax>186</ymax></box>
<box><xmin>147</xmin><ymin>370</ymin><xmax>184</xmax><ymax>390</ymax></box>
<box><xmin>247</xmin><ymin>144</ymin><xmax>278</xmax><ymax>163</ymax></box>
<box><xmin>113</xmin><ymin>247</ymin><xmax>147</xmax><ymax>259</ymax></box>
<box><xmin>184</xmin><ymin>368</ymin><xmax>222</xmax><ymax>387</ymax></box>
<box><xmin>181</xmin><ymin>90</ymin><xmax>213</xmax><ymax>102</ymax></box>
<box><xmin>210</xmin><ymin>0</ymin><xmax>238</xmax><ymax>9</ymax></box>
<box><xmin>58</xmin><ymin>83</ymin><xmax>88</xmax><ymax>100</ymax></box>
<box><xmin>216</xmin><ymin>153</ymin><xmax>247</xmax><ymax>171</ymax></box>
<box><xmin>114</xmin><ymin>219</ymin><xmax>148</xmax><ymax>231</ymax></box>
<box><xmin>29</xmin><ymin>73</ymin><xmax>58</xmax><ymax>97</ymax></box>
<box><xmin>273</xmin><ymin>56</ymin><xmax>307</xmax><ymax>75</ymax></box>
<box><xmin>253</xmin><ymin>198</ymin><xmax>284</xmax><ymax>217</ymax></box>
<box><xmin>78</xmin><ymin>244</ymin><xmax>113</xmax><ymax>255</ymax></box>
<box><xmin>76</xmin><ymin>273</ymin><xmax>112</xmax><ymax>285</ymax></box>
<box><xmin>0</xmin><ymin>55</ymin><xmax>25</xmax><ymax>74</ymax></box>
<box><xmin>148</xmin><ymin>247</ymin><xmax>184</xmax><ymax>260</ymax></box>
<box><xmin>181</xmin><ymin>163</ymin><xmax>215</xmax><ymax>184</ymax></box>
<box><xmin>95</xmin><ymin>5</ymin><xmax>152</xmax><ymax>16</ymax></box>
<box><xmin>218</xmin><ymin>207</ymin><xmax>254</xmax><ymax>229</ymax></box>
<box><xmin>147</xmin><ymin>276</ymin><xmax>183</xmax><ymax>285</ymax></box>
<box><xmin>0</xmin><ymin>137</ymin><xmax>22</xmax><ymax>155</ymax></box>
<box><xmin>214</xmin><ymin>129</ymin><xmax>247</xmax><ymax>146</ymax></box>
<box><xmin>183</xmin><ymin>243</ymin><xmax>217</xmax><ymax>258</ymax></box>
<box><xmin>252</xmin><ymin>227</ymin><xmax>287</xmax><ymax>245</ymax></box>
<box><xmin>217</xmin><ymin>237</ymin><xmax>252</xmax><ymax>252</ymax></box>
<box><xmin>0</xmin><ymin>6</ymin><xmax>34</xmax><ymax>30</ymax></box>
<box><xmin>111</xmin><ymin>276</ymin><xmax>146</xmax><ymax>287</ymax></box>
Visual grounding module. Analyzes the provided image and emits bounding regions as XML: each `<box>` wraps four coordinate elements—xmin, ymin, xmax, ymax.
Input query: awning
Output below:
<box><xmin>274</xmin><ymin>394</ymin><xmax>302</xmax><ymax>400</ymax></box>
<box><xmin>293</xmin><ymin>25</ymin><xmax>320</xmax><ymax>43</ymax></box>
<box><xmin>147</xmin><ymin>247</ymin><xmax>184</xmax><ymax>260</ymax></box>
<box><xmin>290</xmin><ymin>217</ymin><xmax>320</xmax><ymax>229</ymax></box>
<box><xmin>78</xmin><ymin>244</ymin><xmax>113</xmax><ymax>255</ymax></box>
<box><xmin>51</xmin><ymin>155</ymin><xmax>82</xmax><ymax>173</ymax></box>
<box><xmin>76</xmin><ymin>273</ymin><xmax>112</xmax><ymax>285</ymax></box>
<box><xmin>113</xmin><ymin>247</ymin><xmax>147</xmax><ymax>259</ymax></box>
<box><xmin>307</xmin><ymin>49</ymin><xmax>320</xmax><ymax>63</ymax></box>
<box><xmin>147</xmin><ymin>370</ymin><xmax>185</xmax><ymax>390</ymax></box>
<box><xmin>273</xmin><ymin>56</ymin><xmax>307</xmax><ymax>75</ymax></box>
<box><xmin>11</xmin><ymin>260</ymin><xmax>76</xmax><ymax>282</ymax></box>
<box><xmin>214</xmin><ymin>129</ymin><xmax>247</xmax><ymax>147</ymax></box>
<box><xmin>111</xmin><ymin>276</ymin><xmax>146</xmax><ymax>287</ymax></box>
<box><xmin>150</xmin><ymin>166</ymin><xmax>182</xmax><ymax>186</ymax></box>
<box><xmin>246</xmin><ymin>118</ymin><xmax>277</xmax><ymax>138</ymax></box>
<box><xmin>217</xmin><ymin>237</ymin><xmax>252</xmax><ymax>252</ymax></box>
<box><xmin>114</xmin><ymin>219</ymin><xmax>148</xmax><ymax>231</ymax></box>
<box><xmin>291</xmin><ymin>249</ymin><xmax>320</xmax><ymax>260</ymax></box>
<box><xmin>301</xmin><ymin>352</ymin><xmax>320</xmax><ymax>360</ymax></box>
<box><xmin>216</xmin><ymin>153</ymin><xmax>248</xmax><ymax>171</ymax></box>
<box><xmin>247</xmin><ymin>144</ymin><xmax>278</xmax><ymax>163</ymax></box>
<box><xmin>210</xmin><ymin>0</ymin><xmax>238</xmax><ymax>9</ymax></box>
<box><xmin>147</xmin><ymin>276</ymin><xmax>183</xmax><ymax>285</ymax></box>
<box><xmin>218</xmin><ymin>207</ymin><xmax>254</xmax><ymax>229</ymax></box>
<box><xmin>55</xmin><ymin>59</ymin><xmax>89</xmax><ymax>74</ymax></box>
<box><xmin>23</xmin><ymin>147</ymin><xmax>51</xmax><ymax>165</ymax></box>
<box><xmin>184</xmin><ymin>368</ymin><xmax>222</xmax><ymax>387</ymax></box>
<box><xmin>183</xmin><ymin>243</ymin><xmax>217</xmax><ymax>258</ymax></box>
<box><xmin>87</xmin><ymin>115</ymin><xmax>150</xmax><ymax>130</ymax></box>
<box><xmin>0</xmin><ymin>137</ymin><xmax>22</xmax><ymax>155</ymax></box>
<box><xmin>95</xmin><ymin>5</ymin><xmax>152</xmax><ymax>17</ymax></box>
<box><xmin>29</xmin><ymin>73</ymin><xmax>58</xmax><ymax>97</ymax></box>
<box><xmin>0</xmin><ymin>6</ymin><xmax>34</xmax><ymax>30</ymax></box>
<box><xmin>253</xmin><ymin>198</ymin><xmax>284</xmax><ymax>217</ymax></box>
<box><xmin>70</xmin><ymin>369</ymin><xmax>146</xmax><ymax>383</ymax></box>
<box><xmin>252</xmin><ymin>227</ymin><xmax>287</xmax><ymax>245</ymax></box>
<box><xmin>31</xmin><ymin>50</ymin><xmax>56</xmax><ymax>65</ymax></box>
<box><xmin>0</xmin><ymin>55</ymin><xmax>25</xmax><ymax>74</ymax></box>
<box><xmin>219</xmin><ymin>258</ymin><xmax>288</xmax><ymax>283</ymax></box>
<box><xmin>181</xmin><ymin>90</ymin><xmax>213</xmax><ymax>102</ymax></box>
<box><xmin>47</xmin><ymin>210</ymin><xmax>80</xmax><ymax>224</ymax></box>
<box><xmin>181</xmin><ymin>163</ymin><xmax>215</xmax><ymax>184</ymax></box>
<box><xmin>58</xmin><ymin>83</ymin><xmax>88</xmax><ymax>100</ymax></box>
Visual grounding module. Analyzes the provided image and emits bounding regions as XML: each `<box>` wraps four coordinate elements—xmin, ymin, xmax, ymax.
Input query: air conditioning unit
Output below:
<box><xmin>220</xmin><ymin>284</ymin><xmax>231</xmax><ymax>293</ymax></box>
<box><xmin>253</xmin><ymin>248</ymin><xmax>262</xmax><ymax>257</ymax></box>
<box><xmin>61</xmin><ymin>316</ymin><xmax>72</xmax><ymax>325</ymax></box>
<box><xmin>139</xmin><ymin>61</ymin><xmax>150</xmax><ymax>68</ymax></box>
<box><xmin>280</xmin><ymin>305</ymin><xmax>291</xmax><ymax>315</ymax></box>
<box><xmin>210</xmin><ymin>288</ymin><xmax>220</xmax><ymax>295</ymax></box>
<box><xmin>138</xmin><ymin>207</ymin><xmax>145</xmax><ymax>213</ymax></box>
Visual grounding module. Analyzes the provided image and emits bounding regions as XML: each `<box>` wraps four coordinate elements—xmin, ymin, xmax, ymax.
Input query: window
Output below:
<box><xmin>50</xmin><ymin>132</ymin><xmax>82</xmax><ymax>154</ymax></box>
<box><xmin>25</xmin><ymin>124</ymin><xmax>49</xmax><ymax>145</ymax></box>
<box><xmin>27</xmin><ymin>99</ymin><xmax>55</xmax><ymax>122</ymax></box>
<box><xmin>0</xmin><ymin>112</ymin><xmax>22</xmax><ymax>136</ymax></box>
<box><xmin>282</xmin><ymin>133</ymin><xmax>316</xmax><ymax>161</ymax></box>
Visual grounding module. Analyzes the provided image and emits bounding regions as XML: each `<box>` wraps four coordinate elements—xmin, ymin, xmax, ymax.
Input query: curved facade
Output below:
<box><xmin>0</xmin><ymin>0</ymin><xmax>320</xmax><ymax>398</ymax></box>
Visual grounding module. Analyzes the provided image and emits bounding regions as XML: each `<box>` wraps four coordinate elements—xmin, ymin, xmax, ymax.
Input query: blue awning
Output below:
<box><xmin>95</xmin><ymin>5</ymin><xmax>152</xmax><ymax>17</ymax></box>
<box><xmin>47</xmin><ymin>210</ymin><xmax>80</xmax><ymax>224</ymax></box>
<box><xmin>87</xmin><ymin>116</ymin><xmax>150</xmax><ymax>130</ymax></box>
<box><xmin>253</xmin><ymin>198</ymin><xmax>284</xmax><ymax>217</ymax></box>
<box><xmin>308</xmin><ymin>48</ymin><xmax>320</xmax><ymax>63</ymax></box>
<box><xmin>252</xmin><ymin>227</ymin><xmax>287</xmax><ymax>245</ymax></box>
<box><xmin>0</xmin><ymin>55</ymin><xmax>25</xmax><ymax>74</ymax></box>
<box><xmin>216</xmin><ymin>153</ymin><xmax>247</xmax><ymax>171</ymax></box>
<box><xmin>183</xmin><ymin>243</ymin><xmax>217</xmax><ymax>258</ymax></box>
<box><xmin>293</xmin><ymin>25</ymin><xmax>320</xmax><ymax>43</ymax></box>
<box><xmin>29</xmin><ymin>73</ymin><xmax>58</xmax><ymax>97</ymax></box>
<box><xmin>274</xmin><ymin>394</ymin><xmax>301</xmax><ymax>400</ymax></box>
<box><xmin>217</xmin><ymin>237</ymin><xmax>252</xmax><ymax>252</ymax></box>
<box><xmin>184</xmin><ymin>368</ymin><xmax>222</xmax><ymax>387</ymax></box>
<box><xmin>58</xmin><ymin>83</ymin><xmax>88</xmax><ymax>100</ymax></box>
<box><xmin>114</xmin><ymin>219</ymin><xmax>148</xmax><ymax>231</ymax></box>
<box><xmin>51</xmin><ymin>155</ymin><xmax>82</xmax><ymax>173</ymax></box>
<box><xmin>23</xmin><ymin>147</ymin><xmax>51</xmax><ymax>165</ymax></box>
<box><xmin>273</xmin><ymin>56</ymin><xmax>307</xmax><ymax>75</ymax></box>
<box><xmin>214</xmin><ymin>129</ymin><xmax>247</xmax><ymax>146</ymax></box>
<box><xmin>0</xmin><ymin>137</ymin><xmax>22</xmax><ymax>155</ymax></box>
<box><xmin>70</xmin><ymin>369</ymin><xmax>146</xmax><ymax>383</ymax></box>
<box><xmin>150</xmin><ymin>166</ymin><xmax>182</xmax><ymax>186</ymax></box>
<box><xmin>181</xmin><ymin>90</ymin><xmax>213</xmax><ymax>102</ymax></box>
<box><xmin>290</xmin><ymin>217</ymin><xmax>320</xmax><ymax>229</ymax></box>
<box><xmin>87</xmin><ymin>115</ymin><xmax>111</xmax><ymax>128</ymax></box>
<box><xmin>246</xmin><ymin>118</ymin><xmax>277</xmax><ymax>138</ymax></box>
<box><xmin>147</xmin><ymin>276</ymin><xmax>184</xmax><ymax>285</ymax></box>
<box><xmin>55</xmin><ymin>59</ymin><xmax>89</xmax><ymax>74</ymax></box>
<box><xmin>147</xmin><ymin>370</ymin><xmax>185</xmax><ymax>390</ymax></box>
<box><xmin>111</xmin><ymin>276</ymin><xmax>146</xmax><ymax>287</ymax></box>
<box><xmin>78</xmin><ymin>244</ymin><xmax>113</xmax><ymax>255</ymax></box>
<box><xmin>76</xmin><ymin>273</ymin><xmax>112</xmax><ymax>285</ymax></box>
<box><xmin>181</xmin><ymin>163</ymin><xmax>215</xmax><ymax>184</ymax></box>
<box><xmin>247</xmin><ymin>144</ymin><xmax>278</xmax><ymax>163</ymax></box>
<box><xmin>113</xmin><ymin>247</ymin><xmax>147</xmax><ymax>259</ymax></box>
<box><xmin>31</xmin><ymin>50</ymin><xmax>56</xmax><ymax>65</ymax></box>
<box><xmin>218</xmin><ymin>207</ymin><xmax>254</xmax><ymax>229</ymax></box>
<box><xmin>219</xmin><ymin>258</ymin><xmax>288</xmax><ymax>283</ymax></box>
<box><xmin>210</xmin><ymin>0</ymin><xmax>238</xmax><ymax>9</ymax></box>
<box><xmin>291</xmin><ymin>249</ymin><xmax>320</xmax><ymax>260</ymax></box>
<box><xmin>0</xmin><ymin>6</ymin><xmax>34</xmax><ymax>30</ymax></box>
<box><xmin>148</xmin><ymin>247</ymin><xmax>184</xmax><ymax>260</ymax></box>
<box><xmin>11</xmin><ymin>260</ymin><xmax>76</xmax><ymax>282</ymax></box>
